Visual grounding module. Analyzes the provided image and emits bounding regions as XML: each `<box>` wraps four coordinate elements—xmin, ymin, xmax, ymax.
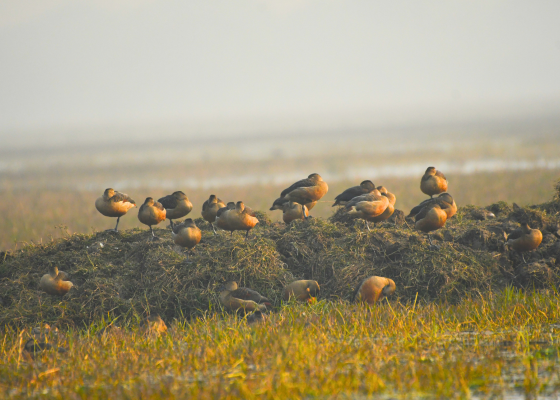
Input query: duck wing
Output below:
<box><xmin>507</xmin><ymin>228</ymin><xmax>524</xmax><ymax>241</ymax></box>
<box><xmin>414</xmin><ymin>203</ymin><xmax>438</xmax><ymax>222</ymax></box>
<box><xmin>333</xmin><ymin>185</ymin><xmax>369</xmax><ymax>205</ymax></box>
<box><xmin>158</xmin><ymin>194</ymin><xmax>178</xmax><ymax>209</ymax></box>
<box><xmin>111</xmin><ymin>192</ymin><xmax>135</xmax><ymax>204</ymax></box>
<box><xmin>153</xmin><ymin>201</ymin><xmax>165</xmax><ymax>212</ymax></box>
<box><xmin>230</xmin><ymin>287</ymin><xmax>270</xmax><ymax>304</ymax></box>
<box><xmin>345</xmin><ymin>193</ymin><xmax>381</xmax><ymax>209</ymax></box>
<box><xmin>281</xmin><ymin>177</ymin><xmax>317</xmax><ymax>197</ymax></box>
<box><xmin>408</xmin><ymin>198</ymin><xmax>436</xmax><ymax>217</ymax></box>
<box><xmin>435</xmin><ymin>170</ymin><xmax>447</xmax><ymax>180</ymax></box>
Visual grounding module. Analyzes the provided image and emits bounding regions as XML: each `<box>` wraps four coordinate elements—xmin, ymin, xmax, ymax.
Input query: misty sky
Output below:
<box><xmin>1</xmin><ymin>0</ymin><xmax>560</xmax><ymax>138</ymax></box>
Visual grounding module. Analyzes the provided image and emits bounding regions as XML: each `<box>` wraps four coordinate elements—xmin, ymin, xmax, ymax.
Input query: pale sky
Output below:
<box><xmin>1</xmin><ymin>0</ymin><xmax>560</xmax><ymax>140</ymax></box>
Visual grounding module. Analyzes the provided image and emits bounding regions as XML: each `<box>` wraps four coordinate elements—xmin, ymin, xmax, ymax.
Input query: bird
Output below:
<box><xmin>172</xmin><ymin>218</ymin><xmax>202</xmax><ymax>262</ymax></box>
<box><xmin>283</xmin><ymin>280</ymin><xmax>320</xmax><ymax>302</ymax></box>
<box><xmin>95</xmin><ymin>188</ymin><xmax>136</xmax><ymax>232</ymax></box>
<box><xmin>332</xmin><ymin>180</ymin><xmax>376</xmax><ymax>207</ymax></box>
<box><xmin>225</xmin><ymin>201</ymin><xmax>259</xmax><ymax>239</ymax></box>
<box><xmin>368</xmin><ymin>186</ymin><xmax>396</xmax><ymax>224</ymax></box>
<box><xmin>344</xmin><ymin>188</ymin><xmax>390</xmax><ymax>231</ymax></box>
<box><xmin>39</xmin><ymin>267</ymin><xmax>73</xmax><ymax>296</ymax></box>
<box><xmin>137</xmin><ymin>197</ymin><xmax>167</xmax><ymax>239</ymax></box>
<box><xmin>420</xmin><ymin>167</ymin><xmax>448</xmax><ymax>198</ymax></box>
<box><xmin>506</xmin><ymin>222</ymin><xmax>543</xmax><ymax>263</ymax></box>
<box><xmin>414</xmin><ymin>203</ymin><xmax>450</xmax><ymax>247</ymax></box>
<box><xmin>282</xmin><ymin>201</ymin><xmax>309</xmax><ymax>224</ymax></box>
<box><xmin>218</xmin><ymin>281</ymin><xmax>271</xmax><ymax>313</ymax></box>
<box><xmin>215</xmin><ymin>202</ymin><xmax>236</xmax><ymax>234</ymax></box>
<box><xmin>201</xmin><ymin>195</ymin><xmax>226</xmax><ymax>234</ymax></box>
<box><xmin>408</xmin><ymin>193</ymin><xmax>457</xmax><ymax>219</ymax></box>
<box><xmin>270</xmin><ymin>173</ymin><xmax>328</xmax><ymax>215</ymax></box>
<box><xmin>353</xmin><ymin>276</ymin><xmax>396</xmax><ymax>304</ymax></box>
<box><xmin>270</xmin><ymin>196</ymin><xmax>317</xmax><ymax>212</ymax></box>
<box><xmin>157</xmin><ymin>191</ymin><xmax>193</xmax><ymax>228</ymax></box>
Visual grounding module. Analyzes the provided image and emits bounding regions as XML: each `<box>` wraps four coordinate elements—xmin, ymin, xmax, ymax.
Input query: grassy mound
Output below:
<box><xmin>1</xmin><ymin>195</ymin><xmax>560</xmax><ymax>328</ymax></box>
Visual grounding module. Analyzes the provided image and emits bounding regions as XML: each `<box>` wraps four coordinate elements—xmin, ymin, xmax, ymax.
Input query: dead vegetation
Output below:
<box><xmin>1</xmin><ymin>186</ymin><xmax>560</xmax><ymax>329</ymax></box>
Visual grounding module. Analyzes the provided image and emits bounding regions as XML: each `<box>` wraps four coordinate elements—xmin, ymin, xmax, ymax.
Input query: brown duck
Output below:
<box><xmin>332</xmin><ymin>180</ymin><xmax>376</xmax><ymax>207</ymax></box>
<box><xmin>138</xmin><ymin>197</ymin><xmax>167</xmax><ymax>239</ymax></box>
<box><xmin>158</xmin><ymin>191</ymin><xmax>193</xmax><ymax>228</ymax></box>
<box><xmin>353</xmin><ymin>276</ymin><xmax>396</xmax><ymax>304</ymax></box>
<box><xmin>215</xmin><ymin>202</ymin><xmax>236</xmax><ymax>233</ymax></box>
<box><xmin>201</xmin><ymin>194</ymin><xmax>226</xmax><ymax>234</ymax></box>
<box><xmin>506</xmin><ymin>223</ymin><xmax>543</xmax><ymax>262</ymax></box>
<box><xmin>95</xmin><ymin>188</ymin><xmax>136</xmax><ymax>232</ymax></box>
<box><xmin>408</xmin><ymin>192</ymin><xmax>457</xmax><ymax>219</ymax></box>
<box><xmin>344</xmin><ymin>188</ymin><xmax>390</xmax><ymax>231</ymax></box>
<box><xmin>219</xmin><ymin>281</ymin><xmax>271</xmax><ymax>313</ymax></box>
<box><xmin>172</xmin><ymin>218</ymin><xmax>202</xmax><ymax>262</ymax></box>
<box><xmin>283</xmin><ymin>280</ymin><xmax>320</xmax><ymax>302</ymax></box>
<box><xmin>39</xmin><ymin>267</ymin><xmax>73</xmax><ymax>296</ymax></box>
<box><xmin>270</xmin><ymin>196</ymin><xmax>317</xmax><ymax>212</ymax></box>
<box><xmin>282</xmin><ymin>201</ymin><xmax>309</xmax><ymax>224</ymax></box>
<box><xmin>270</xmin><ymin>173</ymin><xmax>328</xmax><ymax>215</ymax></box>
<box><xmin>226</xmin><ymin>201</ymin><xmax>259</xmax><ymax>239</ymax></box>
<box><xmin>368</xmin><ymin>186</ymin><xmax>396</xmax><ymax>223</ymax></box>
<box><xmin>414</xmin><ymin>203</ymin><xmax>450</xmax><ymax>246</ymax></box>
<box><xmin>421</xmin><ymin>167</ymin><xmax>448</xmax><ymax>198</ymax></box>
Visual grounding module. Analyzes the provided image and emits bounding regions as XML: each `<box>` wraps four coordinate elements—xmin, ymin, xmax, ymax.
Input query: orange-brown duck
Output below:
<box><xmin>420</xmin><ymin>167</ymin><xmax>448</xmax><ymax>198</ymax></box>
<box><xmin>270</xmin><ymin>196</ymin><xmax>317</xmax><ymax>212</ymax></box>
<box><xmin>215</xmin><ymin>202</ymin><xmax>236</xmax><ymax>233</ymax></box>
<box><xmin>201</xmin><ymin>194</ymin><xmax>226</xmax><ymax>234</ymax></box>
<box><xmin>39</xmin><ymin>267</ymin><xmax>73</xmax><ymax>296</ymax></box>
<box><xmin>270</xmin><ymin>173</ymin><xmax>327</xmax><ymax>215</ymax></box>
<box><xmin>138</xmin><ymin>197</ymin><xmax>166</xmax><ymax>239</ymax></box>
<box><xmin>332</xmin><ymin>180</ymin><xmax>376</xmax><ymax>207</ymax></box>
<box><xmin>353</xmin><ymin>276</ymin><xmax>396</xmax><ymax>304</ymax></box>
<box><xmin>226</xmin><ymin>201</ymin><xmax>259</xmax><ymax>239</ymax></box>
<box><xmin>368</xmin><ymin>186</ymin><xmax>396</xmax><ymax>223</ymax></box>
<box><xmin>95</xmin><ymin>188</ymin><xmax>136</xmax><ymax>232</ymax></box>
<box><xmin>172</xmin><ymin>218</ymin><xmax>202</xmax><ymax>262</ymax></box>
<box><xmin>283</xmin><ymin>280</ymin><xmax>320</xmax><ymax>302</ymax></box>
<box><xmin>282</xmin><ymin>201</ymin><xmax>309</xmax><ymax>224</ymax></box>
<box><xmin>219</xmin><ymin>281</ymin><xmax>270</xmax><ymax>313</ymax></box>
<box><xmin>414</xmin><ymin>203</ymin><xmax>450</xmax><ymax>247</ymax></box>
<box><xmin>408</xmin><ymin>192</ymin><xmax>457</xmax><ymax>219</ymax></box>
<box><xmin>506</xmin><ymin>222</ymin><xmax>543</xmax><ymax>263</ymax></box>
<box><xmin>344</xmin><ymin>188</ymin><xmax>389</xmax><ymax>231</ymax></box>
<box><xmin>158</xmin><ymin>191</ymin><xmax>193</xmax><ymax>228</ymax></box>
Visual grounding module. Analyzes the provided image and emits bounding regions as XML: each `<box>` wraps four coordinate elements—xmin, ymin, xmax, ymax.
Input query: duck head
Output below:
<box><xmin>143</xmin><ymin>197</ymin><xmax>155</xmax><ymax>206</ymax></box>
<box><xmin>425</xmin><ymin>166</ymin><xmax>436</xmax><ymax>175</ymax></box>
<box><xmin>361</xmin><ymin>180</ymin><xmax>375</xmax><ymax>190</ymax></box>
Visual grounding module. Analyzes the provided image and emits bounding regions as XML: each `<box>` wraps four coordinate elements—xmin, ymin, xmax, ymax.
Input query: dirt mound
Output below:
<box><xmin>1</xmin><ymin>197</ymin><xmax>560</xmax><ymax>328</ymax></box>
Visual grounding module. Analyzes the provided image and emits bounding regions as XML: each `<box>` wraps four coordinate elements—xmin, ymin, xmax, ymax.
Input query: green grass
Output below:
<box><xmin>1</xmin><ymin>289</ymin><xmax>560</xmax><ymax>399</ymax></box>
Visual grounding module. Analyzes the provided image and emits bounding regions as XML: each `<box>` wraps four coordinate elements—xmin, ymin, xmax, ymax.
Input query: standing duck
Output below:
<box><xmin>39</xmin><ymin>267</ymin><xmax>73</xmax><ymax>296</ymax></box>
<box><xmin>506</xmin><ymin>222</ymin><xmax>543</xmax><ymax>263</ymax></box>
<box><xmin>270</xmin><ymin>173</ymin><xmax>328</xmax><ymax>215</ymax></box>
<box><xmin>226</xmin><ymin>201</ymin><xmax>259</xmax><ymax>239</ymax></box>
<box><xmin>368</xmin><ymin>186</ymin><xmax>396</xmax><ymax>223</ymax></box>
<box><xmin>158</xmin><ymin>191</ymin><xmax>193</xmax><ymax>228</ymax></box>
<box><xmin>218</xmin><ymin>281</ymin><xmax>271</xmax><ymax>313</ymax></box>
<box><xmin>408</xmin><ymin>192</ymin><xmax>457</xmax><ymax>219</ymax></box>
<box><xmin>138</xmin><ymin>197</ymin><xmax>167</xmax><ymax>239</ymax></box>
<box><xmin>414</xmin><ymin>203</ymin><xmax>450</xmax><ymax>247</ymax></box>
<box><xmin>282</xmin><ymin>201</ymin><xmax>309</xmax><ymax>224</ymax></box>
<box><xmin>172</xmin><ymin>218</ymin><xmax>202</xmax><ymax>262</ymax></box>
<box><xmin>421</xmin><ymin>167</ymin><xmax>448</xmax><ymax>198</ymax></box>
<box><xmin>344</xmin><ymin>188</ymin><xmax>390</xmax><ymax>231</ymax></box>
<box><xmin>332</xmin><ymin>180</ymin><xmax>376</xmax><ymax>207</ymax></box>
<box><xmin>215</xmin><ymin>202</ymin><xmax>236</xmax><ymax>234</ymax></box>
<box><xmin>201</xmin><ymin>195</ymin><xmax>226</xmax><ymax>234</ymax></box>
<box><xmin>95</xmin><ymin>188</ymin><xmax>136</xmax><ymax>232</ymax></box>
<box><xmin>353</xmin><ymin>276</ymin><xmax>396</xmax><ymax>304</ymax></box>
<box><xmin>283</xmin><ymin>280</ymin><xmax>320</xmax><ymax>302</ymax></box>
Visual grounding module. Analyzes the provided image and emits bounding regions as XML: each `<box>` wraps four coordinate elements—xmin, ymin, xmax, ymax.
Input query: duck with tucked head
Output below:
<box><xmin>332</xmin><ymin>180</ymin><xmax>376</xmax><ymax>207</ymax></box>
<box><xmin>421</xmin><ymin>167</ymin><xmax>448</xmax><ymax>198</ymax></box>
<box><xmin>506</xmin><ymin>222</ymin><xmax>543</xmax><ymax>263</ymax></box>
<box><xmin>172</xmin><ymin>218</ymin><xmax>202</xmax><ymax>262</ymax></box>
<box><xmin>283</xmin><ymin>280</ymin><xmax>320</xmax><ymax>303</ymax></box>
<box><xmin>138</xmin><ymin>197</ymin><xmax>167</xmax><ymax>239</ymax></box>
<box><xmin>95</xmin><ymin>188</ymin><xmax>136</xmax><ymax>232</ymax></box>
<box><xmin>353</xmin><ymin>276</ymin><xmax>396</xmax><ymax>305</ymax></box>
<box><xmin>39</xmin><ymin>267</ymin><xmax>73</xmax><ymax>296</ymax></box>
<box><xmin>226</xmin><ymin>201</ymin><xmax>259</xmax><ymax>239</ymax></box>
<box><xmin>344</xmin><ymin>187</ymin><xmax>389</xmax><ymax>231</ymax></box>
<box><xmin>218</xmin><ymin>281</ymin><xmax>271</xmax><ymax>313</ymax></box>
<box><xmin>270</xmin><ymin>173</ymin><xmax>327</xmax><ymax>216</ymax></box>
<box><xmin>201</xmin><ymin>195</ymin><xmax>226</xmax><ymax>234</ymax></box>
<box><xmin>282</xmin><ymin>201</ymin><xmax>309</xmax><ymax>224</ymax></box>
<box><xmin>158</xmin><ymin>191</ymin><xmax>193</xmax><ymax>228</ymax></box>
<box><xmin>215</xmin><ymin>202</ymin><xmax>236</xmax><ymax>234</ymax></box>
<box><xmin>414</xmin><ymin>202</ymin><xmax>451</xmax><ymax>248</ymax></box>
<box><xmin>408</xmin><ymin>192</ymin><xmax>457</xmax><ymax>219</ymax></box>
<box><xmin>368</xmin><ymin>186</ymin><xmax>396</xmax><ymax>224</ymax></box>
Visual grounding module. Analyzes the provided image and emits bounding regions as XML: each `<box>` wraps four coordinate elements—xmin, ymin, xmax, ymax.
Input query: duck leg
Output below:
<box><xmin>105</xmin><ymin>216</ymin><xmax>121</xmax><ymax>232</ymax></box>
<box><xmin>231</xmin><ymin>231</ymin><xmax>234</xmax><ymax>237</ymax></box>
<box><xmin>149</xmin><ymin>226</ymin><xmax>160</xmax><ymax>240</ymax></box>
<box><xmin>366</xmin><ymin>221</ymin><xmax>371</xmax><ymax>231</ymax></box>
<box><xmin>210</xmin><ymin>222</ymin><xmax>217</xmax><ymax>235</ymax></box>
<box><xmin>169</xmin><ymin>219</ymin><xmax>174</xmax><ymax>229</ymax></box>
<box><xmin>245</xmin><ymin>230</ymin><xmax>250</xmax><ymax>240</ymax></box>
<box><xmin>521</xmin><ymin>253</ymin><xmax>527</xmax><ymax>264</ymax></box>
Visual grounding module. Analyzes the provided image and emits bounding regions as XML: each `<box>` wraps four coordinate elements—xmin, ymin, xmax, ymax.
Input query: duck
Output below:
<box><xmin>420</xmin><ymin>167</ymin><xmax>448</xmax><ymax>198</ymax></box>
<box><xmin>226</xmin><ymin>201</ymin><xmax>259</xmax><ymax>239</ymax></box>
<box><xmin>282</xmin><ymin>201</ymin><xmax>309</xmax><ymax>224</ymax></box>
<box><xmin>95</xmin><ymin>188</ymin><xmax>136</xmax><ymax>232</ymax></box>
<box><xmin>201</xmin><ymin>195</ymin><xmax>226</xmax><ymax>234</ymax></box>
<box><xmin>344</xmin><ymin>188</ymin><xmax>390</xmax><ymax>231</ymax></box>
<box><xmin>414</xmin><ymin>203</ymin><xmax>449</xmax><ymax>247</ymax></box>
<box><xmin>368</xmin><ymin>186</ymin><xmax>396</xmax><ymax>224</ymax></box>
<box><xmin>408</xmin><ymin>193</ymin><xmax>457</xmax><ymax>219</ymax></box>
<box><xmin>283</xmin><ymin>280</ymin><xmax>320</xmax><ymax>302</ymax></box>
<box><xmin>270</xmin><ymin>196</ymin><xmax>317</xmax><ymax>212</ymax></box>
<box><xmin>215</xmin><ymin>202</ymin><xmax>236</xmax><ymax>233</ymax></box>
<box><xmin>157</xmin><ymin>191</ymin><xmax>193</xmax><ymax>228</ymax></box>
<box><xmin>172</xmin><ymin>218</ymin><xmax>202</xmax><ymax>262</ymax></box>
<box><xmin>39</xmin><ymin>267</ymin><xmax>73</xmax><ymax>296</ymax></box>
<box><xmin>270</xmin><ymin>173</ymin><xmax>328</xmax><ymax>215</ymax></box>
<box><xmin>332</xmin><ymin>180</ymin><xmax>376</xmax><ymax>207</ymax></box>
<box><xmin>506</xmin><ymin>222</ymin><xmax>543</xmax><ymax>263</ymax></box>
<box><xmin>218</xmin><ymin>281</ymin><xmax>271</xmax><ymax>313</ymax></box>
<box><xmin>137</xmin><ymin>197</ymin><xmax>167</xmax><ymax>239</ymax></box>
<box><xmin>353</xmin><ymin>276</ymin><xmax>396</xmax><ymax>304</ymax></box>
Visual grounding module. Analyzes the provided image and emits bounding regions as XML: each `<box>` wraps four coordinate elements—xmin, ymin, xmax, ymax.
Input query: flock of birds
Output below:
<box><xmin>37</xmin><ymin>166</ymin><xmax>544</xmax><ymax>318</ymax></box>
